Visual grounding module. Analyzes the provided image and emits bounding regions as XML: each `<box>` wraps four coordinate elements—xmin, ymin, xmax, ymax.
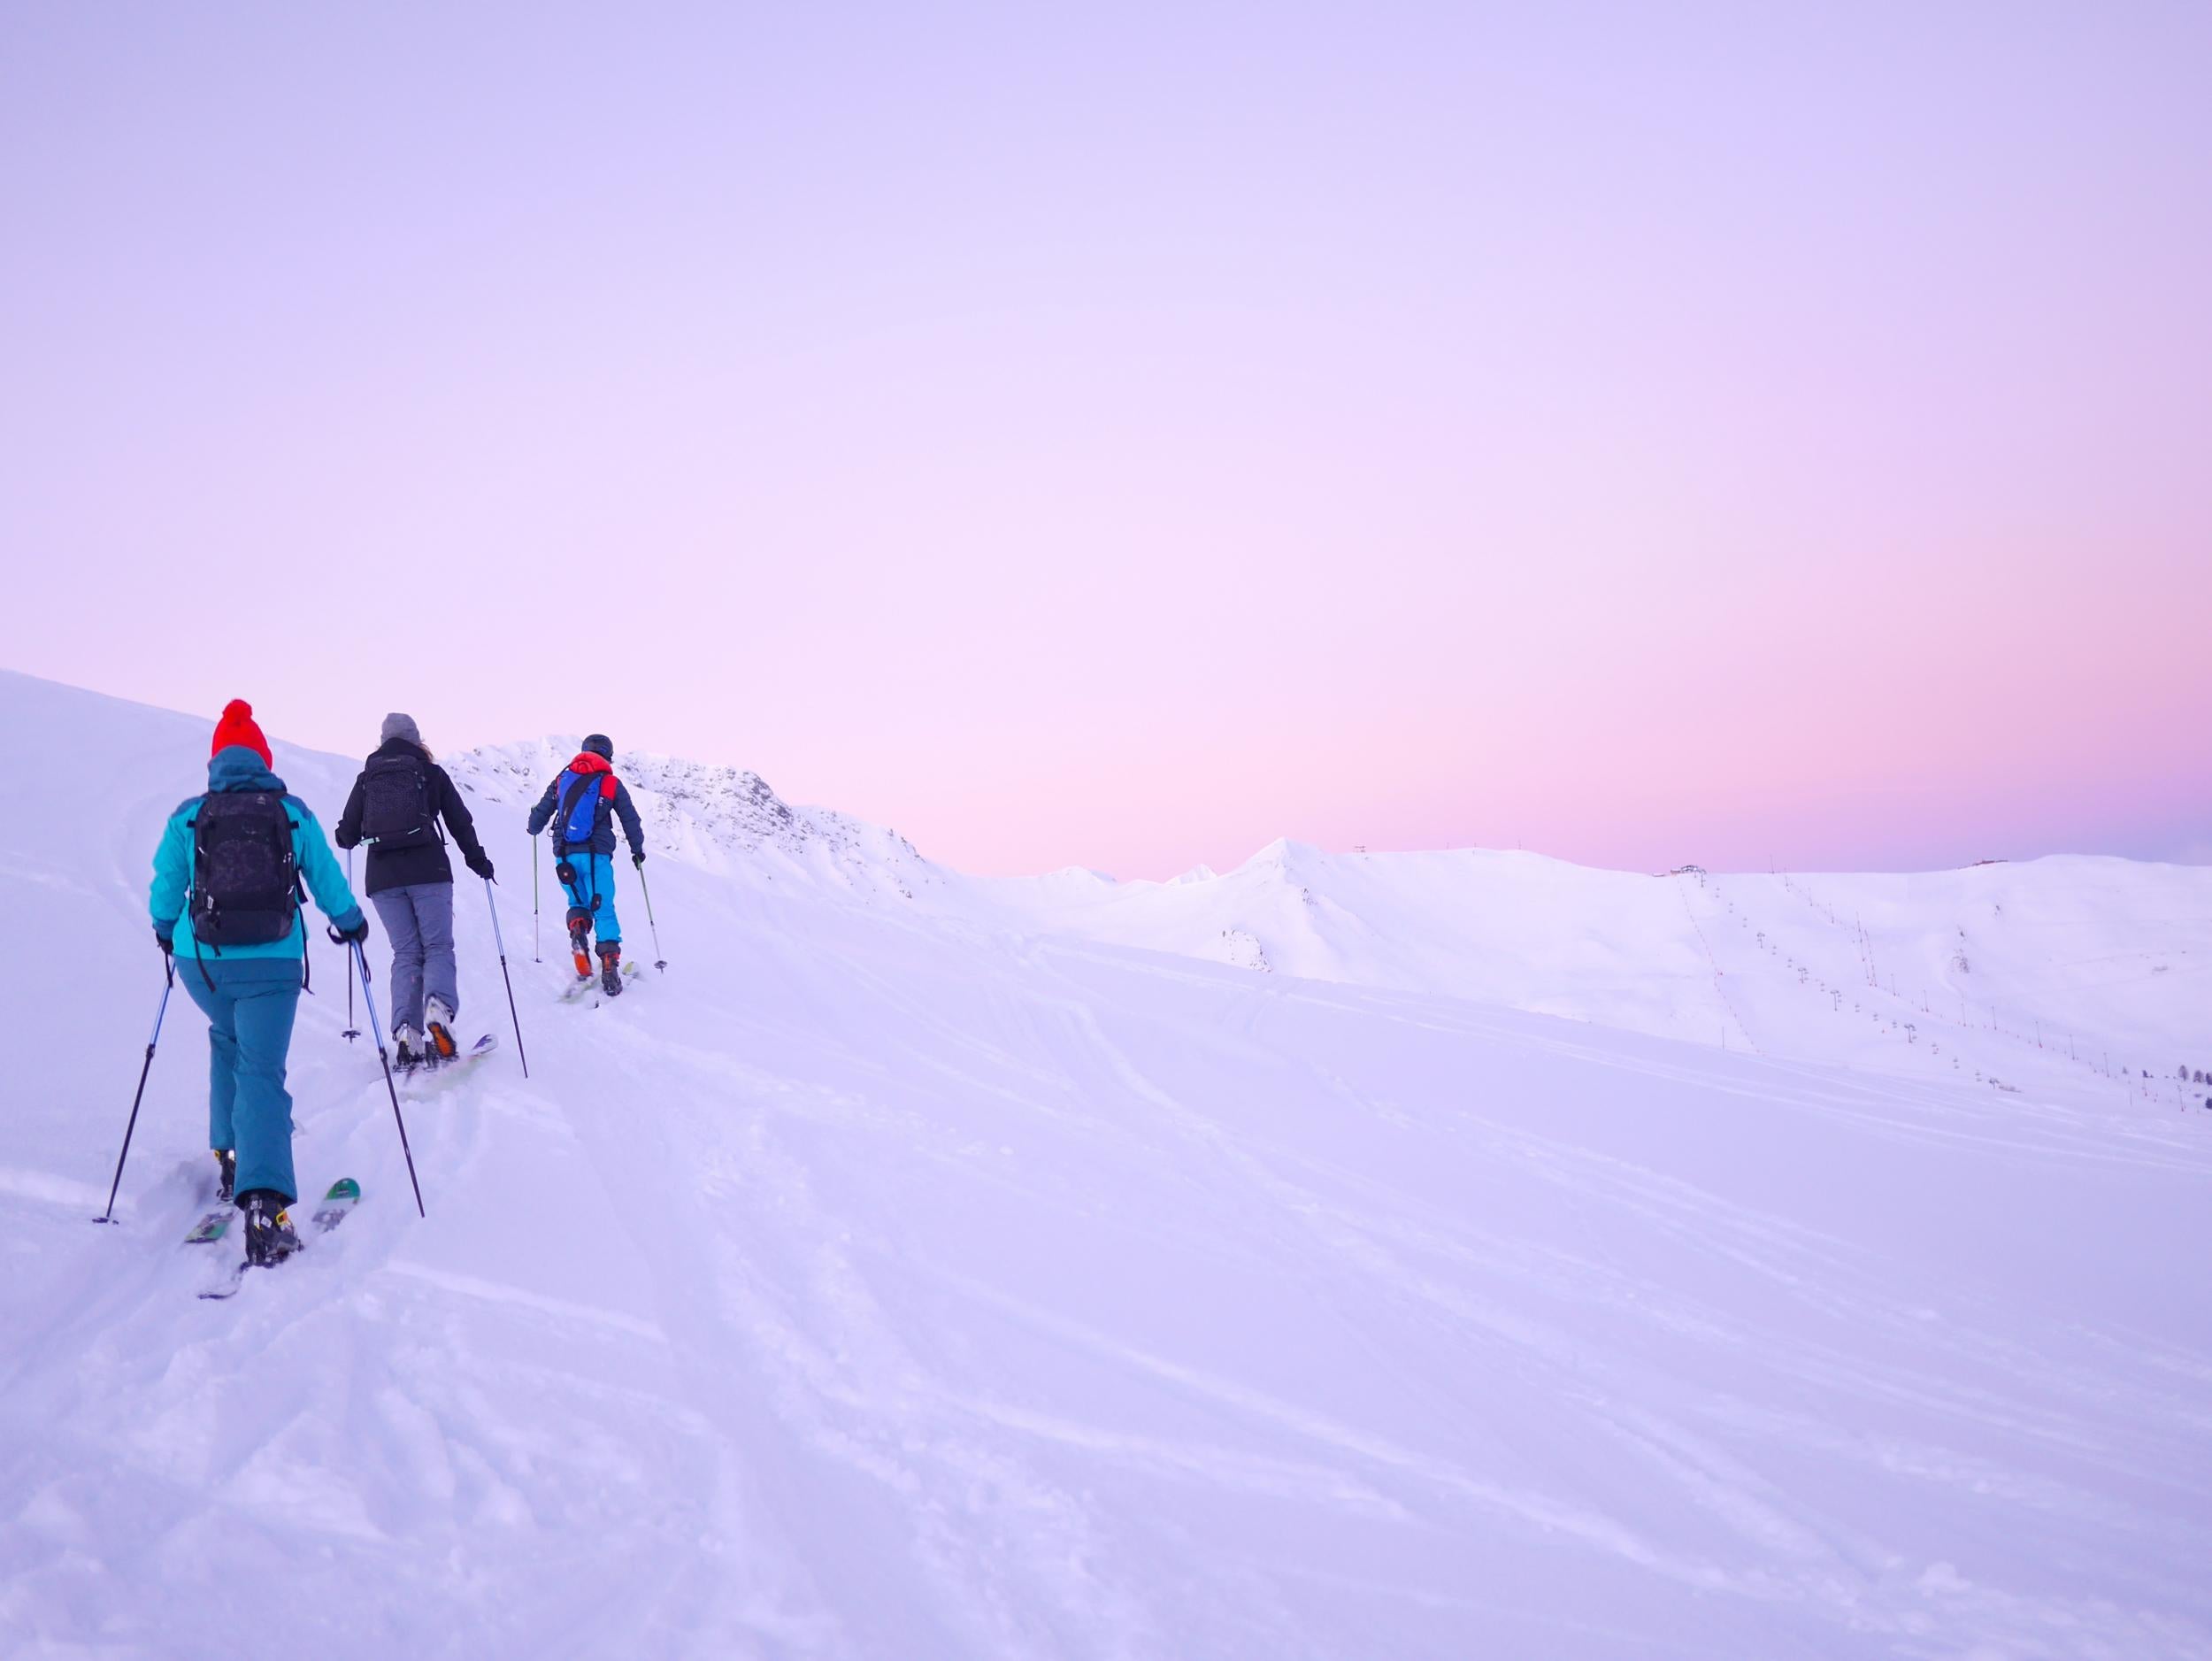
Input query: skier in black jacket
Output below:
<box><xmin>334</xmin><ymin>713</ymin><xmax>494</xmax><ymax>1067</ymax></box>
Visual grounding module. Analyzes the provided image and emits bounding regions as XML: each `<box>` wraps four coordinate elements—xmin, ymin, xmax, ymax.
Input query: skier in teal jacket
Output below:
<box><xmin>149</xmin><ymin>700</ymin><xmax>366</xmax><ymax>1265</ymax></box>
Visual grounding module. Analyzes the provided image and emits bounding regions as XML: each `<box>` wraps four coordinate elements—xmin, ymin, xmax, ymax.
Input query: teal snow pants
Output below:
<box><xmin>180</xmin><ymin>957</ymin><xmax>303</xmax><ymax>1203</ymax></box>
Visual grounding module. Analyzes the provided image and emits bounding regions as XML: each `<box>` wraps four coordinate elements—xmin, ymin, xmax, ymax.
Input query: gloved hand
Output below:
<box><xmin>332</xmin><ymin>915</ymin><xmax>371</xmax><ymax>945</ymax></box>
<box><xmin>466</xmin><ymin>849</ymin><xmax>496</xmax><ymax>881</ymax></box>
<box><xmin>153</xmin><ymin>926</ymin><xmax>173</xmax><ymax>957</ymax></box>
<box><xmin>632</xmin><ymin>850</ymin><xmax>647</xmax><ymax>868</ymax></box>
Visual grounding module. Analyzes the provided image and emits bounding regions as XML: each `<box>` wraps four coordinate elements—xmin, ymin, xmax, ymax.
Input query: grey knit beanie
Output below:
<box><xmin>380</xmin><ymin>712</ymin><xmax>421</xmax><ymax>746</ymax></box>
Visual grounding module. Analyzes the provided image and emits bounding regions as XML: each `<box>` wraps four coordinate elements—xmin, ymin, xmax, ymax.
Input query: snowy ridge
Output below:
<box><xmin>4</xmin><ymin>669</ymin><xmax>2211</xmax><ymax>1660</ymax></box>
<box><xmin>445</xmin><ymin>736</ymin><xmax>944</xmax><ymax>904</ymax></box>
<box><xmin>973</xmin><ymin>842</ymin><xmax>2212</xmax><ymax>1103</ymax></box>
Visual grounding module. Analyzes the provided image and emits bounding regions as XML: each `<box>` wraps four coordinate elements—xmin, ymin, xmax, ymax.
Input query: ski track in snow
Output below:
<box><xmin>2</xmin><ymin>669</ymin><xmax>2209</xmax><ymax>1659</ymax></box>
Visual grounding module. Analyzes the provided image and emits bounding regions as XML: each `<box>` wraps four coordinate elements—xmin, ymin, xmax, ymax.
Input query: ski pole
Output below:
<box><xmin>634</xmin><ymin>860</ymin><xmax>667</xmax><ymax>970</ymax></box>
<box><xmin>483</xmin><ymin>877</ymin><xmax>530</xmax><ymax>1078</ymax></box>
<box><xmin>342</xmin><ymin>849</ymin><xmax>360</xmax><ymax>1042</ymax></box>
<box><xmin>345</xmin><ymin>935</ymin><xmax>426</xmax><ymax>1217</ymax></box>
<box><xmin>96</xmin><ymin>958</ymin><xmax>176</xmax><ymax>1224</ymax></box>
<box><xmin>532</xmin><ymin>834</ymin><xmax>541</xmax><ymax>963</ymax></box>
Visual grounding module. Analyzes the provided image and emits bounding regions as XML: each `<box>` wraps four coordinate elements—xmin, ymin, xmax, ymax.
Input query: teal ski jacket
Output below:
<box><xmin>150</xmin><ymin>746</ymin><xmax>365</xmax><ymax>960</ymax></box>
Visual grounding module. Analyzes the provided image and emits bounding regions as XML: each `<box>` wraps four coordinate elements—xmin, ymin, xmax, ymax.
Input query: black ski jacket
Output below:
<box><xmin>334</xmin><ymin>738</ymin><xmax>489</xmax><ymax>896</ymax></box>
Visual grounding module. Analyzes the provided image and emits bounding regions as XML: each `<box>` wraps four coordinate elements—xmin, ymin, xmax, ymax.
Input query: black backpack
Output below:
<box><xmin>189</xmin><ymin>792</ymin><xmax>303</xmax><ymax>946</ymax></box>
<box><xmin>359</xmin><ymin>753</ymin><xmax>439</xmax><ymax>850</ymax></box>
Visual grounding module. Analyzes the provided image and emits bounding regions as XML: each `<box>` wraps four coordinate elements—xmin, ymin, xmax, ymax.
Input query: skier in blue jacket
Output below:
<box><xmin>149</xmin><ymin>700</ymin><xmax>366</xmax><ymax>1265</ymax></box>
<box><xmin>525</xmin><ymin>734</ymin><xmax>646</xmax><ymax>996</ymax></box>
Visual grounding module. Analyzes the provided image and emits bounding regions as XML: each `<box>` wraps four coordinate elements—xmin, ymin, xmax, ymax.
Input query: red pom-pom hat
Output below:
<box><xmin>210</xmin><ymin>698</ymin><xmax>273</xmax><ymax>767</ymax></box>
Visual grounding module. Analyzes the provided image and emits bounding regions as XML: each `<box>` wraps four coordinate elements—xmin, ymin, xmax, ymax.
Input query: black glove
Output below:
<box><xmin>632</xmin><ymin>850</ymin><xmax>647</xmax><ymax>867</ymax></box>
<box><xmin>332</xmin><ymin>915</ymin><xmax>371</xmax><ymax>945</ymax></box>
<box><xmin>154</xmin><ymin>927</ymin><xmax>173</xmax><ymax>957</ymax></box>
<box><xmin>466</xmin><ymin>849</ymin><xmax>496</xmax><ymax>881</ymax></box>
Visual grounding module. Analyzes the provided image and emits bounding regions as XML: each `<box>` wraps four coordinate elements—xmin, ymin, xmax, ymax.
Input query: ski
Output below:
<box><xmin>402</xmin><ymin>1034</ymin><xmax>498</xmax><ymax>1090</ymax></box>
<box><xmin>197</xmin><ymin>1178</ymin><xmax>361</xmax><ymax>1301</ymax></box>
<box><xmin>310</xmin><ymin>1176</ymin><xmax>362</xmax><ymax>1232</ymax></box>
<box><xmin>197</xmin><ymin>1253</ymin><xmax>250</xmax><ymax>1301</ymax></box>
<box><xmin>559</xmin><ymin>959</ymin><xmax>645</xmax><ymax>1006</ymax></box>
<box><xmin>182</xmin><ymin>1207</ymin><xmax>231</xmax><ymax>1246</ymax></box>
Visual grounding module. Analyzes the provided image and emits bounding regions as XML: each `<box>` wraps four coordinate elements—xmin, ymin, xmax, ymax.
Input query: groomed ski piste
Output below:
<box><xmin>4</xmin><ymin>667</ymin><xmax>2209</xmax><ymax>1659</ymax></box>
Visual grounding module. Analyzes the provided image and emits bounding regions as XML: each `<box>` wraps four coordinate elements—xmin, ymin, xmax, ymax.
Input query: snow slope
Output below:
<box><xmin>4</xmin><ymin>668</ymin><xmax>2210</xmax><ymax>1660</ymax></box>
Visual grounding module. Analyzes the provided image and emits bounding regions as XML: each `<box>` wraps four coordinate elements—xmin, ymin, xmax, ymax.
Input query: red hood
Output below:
<box><xmin>565</xmin><ymin>751</ymin><xmax>617</xmax><ymax>798</ymax></box>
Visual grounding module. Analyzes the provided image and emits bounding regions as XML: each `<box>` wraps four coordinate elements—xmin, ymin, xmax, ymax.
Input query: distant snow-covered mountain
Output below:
<box><xmin>445</xmin><ymin>737</ymin><xmax>946</xmax><ymax>904</ymax></box>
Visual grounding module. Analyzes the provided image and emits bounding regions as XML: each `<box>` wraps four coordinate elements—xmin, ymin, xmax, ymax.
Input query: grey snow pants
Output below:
<box><xmin>371</xmin><ymin>880</ymin><xmax>457</xmax><ymax>1034</ymax></box>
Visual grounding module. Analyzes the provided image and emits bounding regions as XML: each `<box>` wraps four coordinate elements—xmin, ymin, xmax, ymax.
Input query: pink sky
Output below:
<box><xmin>4</xmin><ymin>4</ymin><xmax>2208</xmax><ymax>877</ymax></box>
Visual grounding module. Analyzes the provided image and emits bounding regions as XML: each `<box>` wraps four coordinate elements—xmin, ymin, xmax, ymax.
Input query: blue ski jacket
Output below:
<box><xmin>150</xmin><ymin>746</ymin><xmax>365</xmax><ymax>959</ymax></box>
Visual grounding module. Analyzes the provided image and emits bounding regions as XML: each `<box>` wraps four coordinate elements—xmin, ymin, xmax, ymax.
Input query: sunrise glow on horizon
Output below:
<box><xmin>4</xmin><ymin>5</ymin><xmax>2207</xmax><ymax>878</ymax></box>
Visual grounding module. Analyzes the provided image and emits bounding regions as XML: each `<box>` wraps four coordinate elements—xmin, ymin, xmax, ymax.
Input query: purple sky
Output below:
<box><xmin>4</xmin><ymin>4</ymin><xmax>2208</xmax><ymax>877</ymax></box>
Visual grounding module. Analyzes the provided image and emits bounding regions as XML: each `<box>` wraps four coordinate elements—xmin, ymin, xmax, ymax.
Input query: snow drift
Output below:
<box><xmin>3</xmin><ymin>669</ymin><xmax>2208</xmax><ymax>1660</ymax></box>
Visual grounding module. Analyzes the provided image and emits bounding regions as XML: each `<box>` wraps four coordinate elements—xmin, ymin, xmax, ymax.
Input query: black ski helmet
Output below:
<box><xmin>581</xmin><ymin>733</ymin><xmax>613</xmax><ymax>759</ymax></box>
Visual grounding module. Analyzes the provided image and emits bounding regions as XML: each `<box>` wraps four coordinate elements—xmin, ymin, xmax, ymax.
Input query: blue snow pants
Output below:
<box><xmin>180</xmin><ymin>957</ymin><xmax>303</xmax><ymax>1203</ymax></box>
<box><xmin>558</xmin><ymin>852</ymin><xmax>623</xmax><ymax>945</ymax></box>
